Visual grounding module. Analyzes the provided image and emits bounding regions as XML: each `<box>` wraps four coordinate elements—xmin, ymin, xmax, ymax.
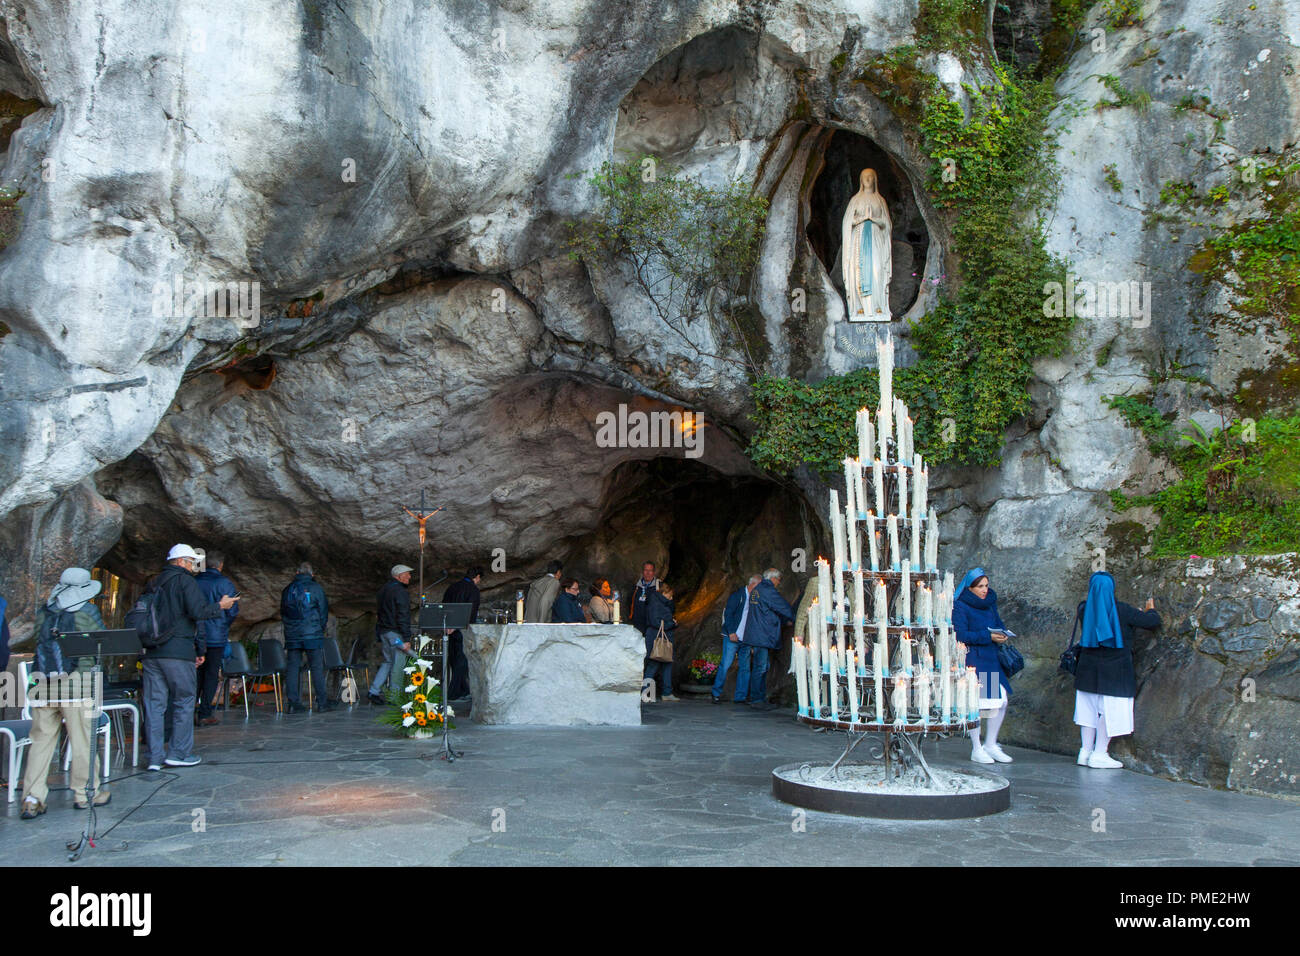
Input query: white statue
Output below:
<box><xmin>841</xmin><ymin>168</ymin><xmax>893</xmax><ymax>322</ymax></box>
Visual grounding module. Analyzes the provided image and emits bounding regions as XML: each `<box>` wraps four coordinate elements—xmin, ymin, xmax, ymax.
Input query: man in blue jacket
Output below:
<box><xmin>195</xmin><ymin>551</ymin><xmax>239</xmax><ymax>725</ymax></box>
<box><xmin>281</xmin><ymin>562</ymin><xmax>331</xmax><ymax>714</ymax></box>
<box><xmin>711</xmin><ymin>573</ymin><xmax>760</xmax><ymax>704</ymax></box>
<box><xmin>742</xmin><ymin>568</ymin><xmax>795</xmax><ymax>710</ymax></box>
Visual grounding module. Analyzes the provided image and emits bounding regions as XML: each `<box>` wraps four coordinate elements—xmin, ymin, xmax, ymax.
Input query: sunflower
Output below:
<box><xmin>415</xmin><ymin>713</ymin><xmax>428</xmax><ymax>726</ymax></box>
<box><xmin>410</xmin><ymin>672</ymin><xmax>425</xmax><ymax>687</ymax></box>
<box><xmin>414</xmin><ymin>693</ymin><xmax>426</xmax><ymax>704</ymax></box>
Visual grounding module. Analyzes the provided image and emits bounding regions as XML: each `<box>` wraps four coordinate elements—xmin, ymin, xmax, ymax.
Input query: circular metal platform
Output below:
<box><xmin>771</xmin><ymin>762</ymin><xmax>1011</xmax><ymax>819</ymax></box>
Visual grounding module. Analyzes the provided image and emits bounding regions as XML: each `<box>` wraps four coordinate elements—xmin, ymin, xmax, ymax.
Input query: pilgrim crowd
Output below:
<box><xmin>5</xmin><ymin>543</ymin><xmax>1157</xmax><ymax>821</ymax></box>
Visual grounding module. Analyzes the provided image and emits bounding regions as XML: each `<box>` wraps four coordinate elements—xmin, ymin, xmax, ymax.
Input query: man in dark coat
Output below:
<box><xmin>142</xmin><ymin>545</ymin><xmax>237</xmax><ymax>770</ymax></box>
<box><xmin>194</xmin><ymin>551</ymin><xmax>239</xmax><ymax>725</ymax></box>
<box><xmin>442</xmin><ymin>566</ymin><xmax>481</xmax><ymax>702</ymax></box>
<box><xmin>741</xmin><ymin>568</ymin><xmax>795</xmax><ymax>709</ymax></box>
<box><xmin>280</xmin><ymin>562</ymin><xmax>330</xmax><ymax>714</ymax></box>
<box><xmin>627</xmin><ymin>561</ymin><xmax>660</xmax><ymax>632</ymax></box>
<box><xmin>370</xmin><ymin>564</ymin><xmax>414</xmax><ymax>704</ymax></box>
<box><xmin>711</xmin><ymin>573</ymin><xmax>761</xmax><ymax>704</ymax></box>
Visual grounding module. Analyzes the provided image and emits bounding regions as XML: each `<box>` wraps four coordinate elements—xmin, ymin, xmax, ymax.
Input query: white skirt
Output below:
<box><xmin>1074</xmin><ymin>690</ymin><xmax>1134</xmax><ymax>737</ymax></box>
<box><xmin>978</xmin><ymin>682</ymin><xmax>1007</xmax><ymax>713</ymax></box>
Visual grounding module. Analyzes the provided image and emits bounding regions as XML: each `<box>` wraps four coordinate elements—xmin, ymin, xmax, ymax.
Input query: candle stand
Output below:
<box><xmin>773</xmin><ymin>331</ymin><xmax>1010</xmax><ymax>819</ymax></box>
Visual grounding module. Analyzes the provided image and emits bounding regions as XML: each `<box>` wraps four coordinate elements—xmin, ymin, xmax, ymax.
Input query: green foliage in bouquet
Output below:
<box><xmin>375</xmin><ymin>646</ymin><xmax>453</xmax><ymax>736</ymax></box>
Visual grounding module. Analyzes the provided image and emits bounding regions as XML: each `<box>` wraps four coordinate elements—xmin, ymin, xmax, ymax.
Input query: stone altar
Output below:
<box><xmin>463</xmin><ymin>623</ymin><xmax>644</xmax><ymax>726</ymax></box>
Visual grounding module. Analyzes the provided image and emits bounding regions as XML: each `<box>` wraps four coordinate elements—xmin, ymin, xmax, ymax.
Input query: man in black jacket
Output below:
<box><xmin>143</xmin><ymin>544</ymin><xmax>237</xmax><ymax>770</ymax></box>
<box><xmin>442</xmin><ymin>567</ymin><xmax>481</xmax><ymax>703</ymax></box>
<box><xmin>369</xmin><ymin>565</ymin><xmax>414</xmax><ymax>704</ymax></box>
<box><xmin>628</xmin><ymin>561</ymin><xmax>660</xmax><ymax>632</ymax></box>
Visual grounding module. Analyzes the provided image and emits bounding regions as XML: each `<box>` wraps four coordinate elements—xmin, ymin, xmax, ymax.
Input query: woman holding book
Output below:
<box><xmin>952</xmin><ymin>567</ymin><xmax>1014</xmax><ymax>764</ymax></box>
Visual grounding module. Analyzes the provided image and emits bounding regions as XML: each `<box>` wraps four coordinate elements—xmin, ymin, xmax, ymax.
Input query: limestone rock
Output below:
<box><xmin>464</xmin><ymin>623</ymin><xmax>644</xmax><ymax>726</ymax></box>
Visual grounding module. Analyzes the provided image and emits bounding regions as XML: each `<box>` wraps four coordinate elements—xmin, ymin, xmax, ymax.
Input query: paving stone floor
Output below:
<box><xmin>4</xmin><ymin>696</ymin><xmax>1299</xmax><ymax>866</ymax></box>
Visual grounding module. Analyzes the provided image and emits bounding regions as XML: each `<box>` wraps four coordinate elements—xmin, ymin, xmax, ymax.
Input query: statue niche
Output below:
<box><xmin>841</xmin><ymin>168</ymin><xmax>893</xmax><ymax>322</ymax></box>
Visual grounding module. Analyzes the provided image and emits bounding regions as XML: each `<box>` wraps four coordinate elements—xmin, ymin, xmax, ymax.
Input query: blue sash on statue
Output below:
<box><xmin>857</xmin><ymin>221</ymin><xmax>872</xmax><ymax>298</ymax></box>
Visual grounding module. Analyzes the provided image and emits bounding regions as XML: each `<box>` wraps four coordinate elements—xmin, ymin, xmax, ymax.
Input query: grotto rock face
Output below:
<box><xmin>0</xmin><ymin>0</ymin><xmax>1298</xmax><ymax>795</ymax></box>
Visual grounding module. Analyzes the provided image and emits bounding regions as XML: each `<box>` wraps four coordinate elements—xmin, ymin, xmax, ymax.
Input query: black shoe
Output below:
<box><xmin>711</xmin><ymin>696</ymin><xmax>721</xmax><ymax>704</ymax></box>
<box><xmin>285</xmin><ymin>702</ymin><xmax>308</xmax><ymax>714</ymax></box>
<box><xmin>314</xmin><ymin>701</ymin><xmax>337</xmax><ymax>712</ymax></box>
<box><xmin>368</xmin><ymin>693</ymin><xmax>386</xmax><ymax>706</ymax></box>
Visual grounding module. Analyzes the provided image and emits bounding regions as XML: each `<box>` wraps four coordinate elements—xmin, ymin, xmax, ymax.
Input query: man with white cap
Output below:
<box><xmin>370</xmin><ymin>564</ymin><xmax>414</xmax><ymax>704</ymax></box>
<box><xmin>140</xmin><ymin>544</ymin><xmax>237</xmax><ymax>771</ymax></box>
<box><xmin>20</xmin><ymin>568</ymin><xmax>107</xmax><ymax>819</ymax></box>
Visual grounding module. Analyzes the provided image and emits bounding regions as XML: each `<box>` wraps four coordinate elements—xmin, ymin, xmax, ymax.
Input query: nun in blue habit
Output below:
<box><xmin>1073</xmin><ymin>572</ymin><xmax>1162</xmax><ymax>769</ymax></box>
<box><xmin>951</xmin><ymin>566</ymin><xmax>1014</xmax><ymax>764</ymax></box>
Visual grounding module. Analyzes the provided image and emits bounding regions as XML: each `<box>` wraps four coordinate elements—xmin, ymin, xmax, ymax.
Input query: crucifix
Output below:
<box><xmin>402</xmin><ymin>489</ymin><xmax>444</xmax><ymax>606</ymax></box>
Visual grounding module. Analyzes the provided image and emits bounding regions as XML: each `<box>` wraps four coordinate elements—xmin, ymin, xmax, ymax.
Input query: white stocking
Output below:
<box><xmin>1095</xmin><ymin>710</ymin><xmax>1111</xmax><ymax>756</ymax></box>
<box><xmin>1080</xmin><ymin>726</ymin><xmax>1096</xmax><ymax>752</ymax></box>
<box><xmin>984</xmin><ymin>702</ymin><xmax>1006</xmax><ymax>749</ymax></box>
<box><xmin>969</xmin><ymin>722</ymin><xmax>982</xmax><ymax>751</ymax></box>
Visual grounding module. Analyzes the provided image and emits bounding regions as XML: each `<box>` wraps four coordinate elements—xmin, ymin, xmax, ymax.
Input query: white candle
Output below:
<box><xmin>925</xmin><ymin>507</ymin><xmax>938</xmax><ymax>572</ymax></box>
<box><xmin>830</xmin><ymin>489</ymin><xmax>846</xmax><ymax>572</ymax></box>
<box><xmin>861</xmin><ymin>418</ymin><xmax>874</xmax><ymax>469</ymax></box>
<box><xmin>892</xmin><ymin>677</ymin><xmax>908</xmax><ymax>727</ymax></box>
<box><xmin>613</xmin><ymin>593</ymin><xmax>621</xmax><ymax>625</ymax></box>
<box><xmin>954</xmin><ymin>672</ymin><xmax>965</xmax><ymax>725</ymax></box>
<box><xmin>897</xmin><ymin>463</ymin><xmax>908</xmax><ymax>519</ymax></box>
<box><xmin>842</xmin><ymin>457</ymin><xmax>857</xmax><ymax>523</ymax></box>
<box><xmin>846</xmin><ymin>650</ymin><xmax>860</xmax><ymax>723</ymax></box>
<box><xmin>854</xmin><ymin>461</ymin><xmax>867</xmax><ymax>520</ymax></box>
<box><xmin>867</xmin><ymin>515</ymin><xmax>879</xmax><ymax>572</ymax></box>
<box><xmin>846</xmin><ymin>502</ymin><xmax>861</xmax><ymax>572</ymax></box>
<box><xmin>918</xmin><ymin>669</ymin><xmax>931</xmax><ymax>725</ymax></box>
<box><xmin>877</xmin><ymin>620</ymin><xmax>889</xmax><ymax>678</ymax></box>
<box><xmin>808</xmin><ymin>608</ymin><xmax>822</xmax><ymax>714</ymax></box>
<box><xmin>967</xmin><ymin>665</ymin><xmax>980</xmax><ymax>719</ymax></box>
<box><xmin>895</xmin><ymin>399</ymin><xmax>906</xmax><ymax>460</ymax></box>
<box><xmin>915</xmin><ymin>459</ymin><xmax>927</xmax><ymax>520</ymax></box>
<box><xmin>877</xmin><ymin>416</ymin><xmax>888</xmax><ymax>462</ymax></box>
<box><xmin>901</xmin><ymin>560</ymin><xmax>911</xmax><ymax>624</ymax></box>
<box><xmin>901</xmin><ymin>634</ymin><xmax>913</xmax><ymax>676</ymax></box>
<box><xmin>874</xmin><ymin>579</ymin><xmax>888</xmax><ymax>627</ymax></box>
<box><xmin>887</xmin><ymin>514</ymin><xmax>900</xmax><ymax>571</ymax></box>
<box><xmin>944</xmin><ymin>571</ymin><xmax>955</xmax><ymax>624</ymax></box>
<box><xmin>833</xmin><ymin>567</ymin><xmax>847</xmax><ymax>656</ymax></box>
<box><xmin>828</xmin><ymin>644</ymin><xmax>839</xmax><ymax>718</ymax></box>
<box><xmin>942</xmin><ymin>662</ymin><xmax>953</xmax><ymax>723</ymax></box>
<box><xmin>853</xmin><ymin>570</ymin><xmax>866</xmax><ymax>670</ymax></box>
<box><xmin>516</xmin><ymin>593</ymin><xmax>525</xmax><ymax>624</ymax></box>
<box><xmin>877</xmin><ymin>333</ymin><xmax>894</xmax><ymax>438</ymax></box>
<box><xmin>872</xmin><ymin>459</ymin><xmax>885</xmax><ymax>515</ymax></box>
<box><xmin>873</xmin><ymin>640</ymin><xmax>885</xmax><ymax>724</ymax></box>
<box><xmin>794</xmin><ymin>640</ymin><xmax>808</xmax><ymax>714</ymax></box>
<box><xmin>904</xmin><ymin>416</ymin><xmax>914</xmax><ymax>464</ymax></box>
<box><xmin>910</xmin><ymin>508</ymin><xmax>921</xmax><ymax>569</ymax></box>
<box><xmin>817</xmin><ymin>558</ymin><xmax>832</xmax><ymax>623</ymax></box>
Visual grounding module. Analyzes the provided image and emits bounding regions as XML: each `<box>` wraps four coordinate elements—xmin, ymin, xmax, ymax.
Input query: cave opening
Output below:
<box><xmin>806</xmin><ymin>129</ymin><xmax>929</xmax><ymax>319</ymax></box>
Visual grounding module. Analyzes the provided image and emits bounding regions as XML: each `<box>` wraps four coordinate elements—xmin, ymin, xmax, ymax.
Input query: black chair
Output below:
<box><xmin>345</xmin><ymin>636</ymin><xmax>370</xmax><ymax>691</ymax></box>
<box><xmin>322</xmin><ymin>637</ymin><xmax>355</xmax><ymax>704</ymax></box>
<box><xmin>254</xmin><ymin>638</ymin><xmax>288</xmax><ymax>713</ymax></box>
<box><xmin>218</xmin><ymin>643</ymin><xmax>254</xmax><ymax>718</ymax></box>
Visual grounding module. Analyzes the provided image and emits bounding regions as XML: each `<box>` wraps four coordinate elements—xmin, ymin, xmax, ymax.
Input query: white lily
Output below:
<box><xmin>415</xmin><ymin>658</ymin><xmax>433</xmax><ymax>669</ymax></box>
<box><xmin>402</xmin><ymin>715</ymin><xmax>416</xmax><ymax>727</ymax></box>
<box><xmin>443</xmin><ymin>705</ymin><xmax>455</xmax><ymax>718</ymax></box>
<box><xmin>404</xmin><ymin>684</ymin><xmax>416</xmax><ymax>693</ymax></box>
<box><xmin>403</xmin><ymin>666</ymin><xmax>417</xmax><ymax>674</ymax></box>
<box><xmin>401</xmin><ymin>702</ymin><xmax>413</xmax><ymax>711</ymax></box>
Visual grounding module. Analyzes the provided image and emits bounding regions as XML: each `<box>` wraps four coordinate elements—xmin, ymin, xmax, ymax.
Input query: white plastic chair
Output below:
<box><xmin>0</xmin><ymin>720</ymin><xmax>32</xmax><ymax>803</ymax></box>
<box><xmin>101</xmin><ymin>699</ymin><xmax>140</xmax><ymax>769</ymax></box>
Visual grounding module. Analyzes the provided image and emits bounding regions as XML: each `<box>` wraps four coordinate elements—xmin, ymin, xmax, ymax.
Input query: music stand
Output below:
<box><xmin>418</xmin><ymin>602</ymin><xmax>473</xmax><ymax>761</ymax></box>
<box><xmin>52</xmin><ymin>628</ymin><xmax>141</xmax><ymax>861</ymax></box>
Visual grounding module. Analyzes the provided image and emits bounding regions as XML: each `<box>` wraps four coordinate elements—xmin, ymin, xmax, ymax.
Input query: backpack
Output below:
<box><xmin>285</xmin><ymin>579</ymin><xmax>313</xmax><ymax>621</ymax></box>
<box><xmin>125</xmin><ymin>575</ymin><xmax>177</xmax><ymax>649</ymax></box>
<box><xmin>34</xmin><ymin>604</ymin><xmax>75</xmax><ymax>673</ymax></box>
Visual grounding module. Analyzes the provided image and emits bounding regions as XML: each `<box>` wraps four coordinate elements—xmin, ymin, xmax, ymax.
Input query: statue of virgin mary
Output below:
<box><xmin>841</xmin><ymin>168</ymin><xmax>893</xmax><ymax>322</ymax></box>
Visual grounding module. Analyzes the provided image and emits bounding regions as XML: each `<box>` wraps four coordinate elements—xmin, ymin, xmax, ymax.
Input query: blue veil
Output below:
<box><xmin>957</xmin><ymin>567</ymin><xmax>987</xmax><ymax>595</ymax></box>
<box><xmin>1080</xmin><ymin>572</ymin><xmax>1124</xmax><ymax>648</ymax></box>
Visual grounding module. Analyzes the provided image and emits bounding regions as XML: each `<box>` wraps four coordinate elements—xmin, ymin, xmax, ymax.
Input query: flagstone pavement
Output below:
<box><xmin>4</xmin><ymin>697</ymin><xmax>1299</xmax><ymax>866</ymax></box>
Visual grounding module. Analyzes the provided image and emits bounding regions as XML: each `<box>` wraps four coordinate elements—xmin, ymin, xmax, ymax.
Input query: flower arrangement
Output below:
<box><xmin>376</xmin><ymin>643</ymin><xmax>453</xmax><ymax>737</ymax></box>
<box><xmin>687</xmin><ymin>653</ymin><xmax>721</xmax><ymax>682</ymax></box>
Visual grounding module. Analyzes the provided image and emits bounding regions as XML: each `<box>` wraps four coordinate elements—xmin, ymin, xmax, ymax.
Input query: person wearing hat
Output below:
<box><xmin>952</xmin><ymin>566</ymin><xmax>1014</xmax><ymax>764</ymax></box>
<box><xmin>141</xmin><ymin>544</ymin><xmax>237</xmax><ymax>771</ymax></box>
<box><xmin>370</xmin><ymin>564</ymin><xmax>415</xmax><ymax>704</ymax></box>
<box><xmin>20</xmin><ymin>568</ymin><xmax>107</xmax><ymax>819</ymax></box>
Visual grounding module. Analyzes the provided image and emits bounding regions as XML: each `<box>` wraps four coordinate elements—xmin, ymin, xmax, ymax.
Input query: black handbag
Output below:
<box><xmin>996</xmin><ymin>640</ymin><xmax>1025</xmax><ymax>677</ymax></box>
<box><xmin>1058</xmin><ymin>610</ymin><xmax>1081</xmax><ymax>675</ymax></box>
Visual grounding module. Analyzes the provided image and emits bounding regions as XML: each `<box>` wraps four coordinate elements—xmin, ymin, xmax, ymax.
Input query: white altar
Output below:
<box><xmin>463</xmin><ymin>623</ymin><xmax>644</xmax><ymax>726</ymax></box>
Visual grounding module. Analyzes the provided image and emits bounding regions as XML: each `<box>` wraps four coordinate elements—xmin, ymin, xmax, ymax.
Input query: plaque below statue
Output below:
<box><xmin>841</xmin><ymin>168</ymin><xmax>893</xmax><ymax>322</ymax></box>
